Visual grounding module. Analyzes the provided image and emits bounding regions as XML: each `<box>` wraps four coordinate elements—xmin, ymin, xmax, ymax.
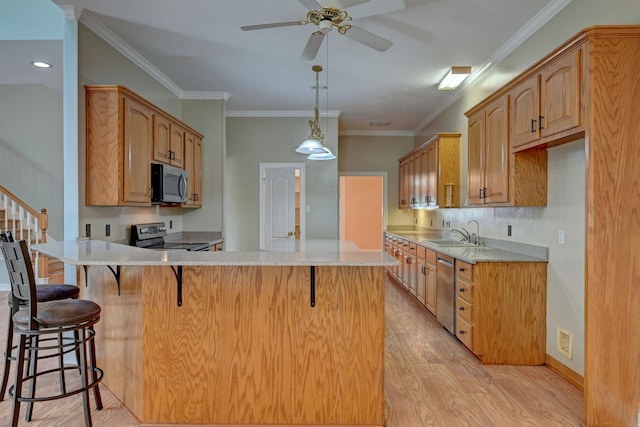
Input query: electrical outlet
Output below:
<box><xmin>558</xmin><ymin>229</ymin><xmax>565</xmax><ymax>244</ymax></box>
<box><xmin>430</xmin><ymin>219</ymin><xmax>433</xmax><ymax>227</ymax></box>
<box><xmin>445</xmin><ymin>220</ymin><xmax>451</xmax><ymax>228</ymax></box>
<box><xmin>85</xmin><ymin>224</ymin><xmax>91</xmax><ymax>238</ymax></box>
<box><xmin>105</xmin><ymin>224</ymin><xmax>110</xmax><ymax>237</ymax></box>
<box><xmin>557</xmin><ymin>327</ymin><xmax>573</xmax><ymax>359</ymax></box>
<box><xmin>507</xmin><ymin>225</ymin><xmax>512</xmax><ymax>236</ymax></box>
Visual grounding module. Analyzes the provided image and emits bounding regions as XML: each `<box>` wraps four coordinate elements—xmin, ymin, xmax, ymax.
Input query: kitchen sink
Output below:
<box><xmin>423</xmin><ymin>239</ymin><xmax>485</xmax><ymax>247</ymax></box>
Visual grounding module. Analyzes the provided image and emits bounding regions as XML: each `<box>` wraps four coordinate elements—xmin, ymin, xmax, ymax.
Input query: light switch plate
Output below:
<box><xmin>558</xmin><ymin>229</ymin><xmax>565</xmax><ymax>244</ymax></box>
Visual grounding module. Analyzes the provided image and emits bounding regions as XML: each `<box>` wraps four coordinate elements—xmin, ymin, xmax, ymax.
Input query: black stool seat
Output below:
<box><xmin>34</xmin><ymin>284</ymin><xmax>79</xmax><ymax>302</ymax></box>
<box><xmin>13</xmin><ymin>299</ymin><xmax>101</xmax><ymax>329</ymax></box>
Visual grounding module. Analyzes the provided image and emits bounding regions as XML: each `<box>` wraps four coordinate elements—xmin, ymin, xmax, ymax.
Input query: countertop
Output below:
<box><xmin>386</xmin><ymin>230</ymin><xmax>548</xmax><ymax>264</ymax></box>
<box><xmin>32</xmin><ymin>239</ymin><xmax>399</xmax><ymax>267</ymax></box>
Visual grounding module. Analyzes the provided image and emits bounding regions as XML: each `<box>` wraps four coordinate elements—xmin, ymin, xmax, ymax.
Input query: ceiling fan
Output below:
<box><xmin>241</xmin><ymin>0</ymin><xmax>398</xmax><ymax>60</ymax></box>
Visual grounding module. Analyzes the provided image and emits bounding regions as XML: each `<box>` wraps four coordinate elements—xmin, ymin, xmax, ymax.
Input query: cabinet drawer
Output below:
<box><xmin>456</xmin><ymin>316</ymin><xmax>474</xmax><ymax>351</ymax></box>
<box><xmin>426</xmin><ymin>249</ymin><xmax>437</xmax><ymax>266</ymax></box>
<box><xmin>456</xmin><ymin>278</ymin><xmax>474</xmax><ymax>303</ymax></box>
<box><xmin>456</xmin><ymin>297</ymin><xmax>474</xmax><ymax>324</ymax></box>
<box><xmin>416</xmin><ymin>245</ymin><xmax>426</xmax><ymax>260</ymax></box>
<box><xmin>456</xmin><ymin>260</ymin><xmax>473</xmax><ymax>282</ymax></box>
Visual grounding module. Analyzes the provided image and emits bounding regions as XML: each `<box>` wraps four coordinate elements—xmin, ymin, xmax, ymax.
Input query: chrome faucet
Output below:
<box><xmin>467</xmin><ymin>220</ymin><xmax>480</xmax><ymax>245</ymax></box>
<box><xmin>450</xmin><ymin>228</ymin><xmax>471</xmax><ymax>242</ymax></box>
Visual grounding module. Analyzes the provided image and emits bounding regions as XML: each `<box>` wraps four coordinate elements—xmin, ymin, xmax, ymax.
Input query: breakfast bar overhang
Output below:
<box><xmin>32</xmin><ymin>239</ymin><xmax>398</xmax><ymax>426</ymax></box>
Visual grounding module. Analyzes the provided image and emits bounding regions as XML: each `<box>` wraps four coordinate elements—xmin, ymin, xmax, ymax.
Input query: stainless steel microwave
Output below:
<box><xmin>151</xmin><ymin>163</ymin><xmax>188</xmax><ymax>204</ymax></box>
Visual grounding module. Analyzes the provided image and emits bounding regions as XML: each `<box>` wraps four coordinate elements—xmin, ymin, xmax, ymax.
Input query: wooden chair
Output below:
<box><xmin>0</xmin><ymin>238</ymin><xmax>103</xmax><ymax>426</ymax></box>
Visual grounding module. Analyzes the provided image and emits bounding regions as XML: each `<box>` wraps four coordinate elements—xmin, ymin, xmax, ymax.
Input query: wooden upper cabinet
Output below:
<box><xmin>183</xmin><ymin>130</ymin><xmax>203</xmax><ymax>208</ymax></box>
<box><xmin>153</xmin><ymin>113</ymin><xmax>185</xmax><ymax>168</ymax></box>
<box><xmin>466</xmin><ymin>96</ymin><xmax>509</xmax><ymax>205</ymax></box>
<box><xmin>398</xmin><ymin>133</ymin><xmax>460</xmax><ymax>209</ymax></box>
<box><xmin>483</xmin><ymin>97</ymin><xmax>510</xmax><ymax>204</ymax></box>
<box><xmin>540</xmin><ymin>47</ymin><xmax>583</xmax><ymax>139</ymax></box>
<box><xmin>510</xmin><ymin>47</ymin><xmax>583</xmax><ymax>152</ymax></box>
<box><xmin>85</xmin><ymin>85</ymin><xmax>203</xmax><ymax>207</ymax></box>
<box><xmin>86</xmin><ymin>86</ymin><xmax>152</xmax><ymax>206</ymax></box>
<box><xmin>122</xmin><ymin>96</ymin><xmax>153</xmax><ymax>204</ymax></box>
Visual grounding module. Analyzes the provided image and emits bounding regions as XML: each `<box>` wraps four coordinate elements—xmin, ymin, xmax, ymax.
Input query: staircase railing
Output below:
<box><xmin>0</xmin><ymin>184</ymin><xmax>49</xmax><ymax>282</ymax></box>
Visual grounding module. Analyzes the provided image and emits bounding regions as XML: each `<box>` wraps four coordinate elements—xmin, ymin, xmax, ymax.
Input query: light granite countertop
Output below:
<box><xmin>386</xmin><ymin>230</ymin><xmax>548</xmax><ymax>264</ymax></box>
<box><xmin>31</xmin><ymin>239</ymin><xmax>399</xmax><ymax>267</ymax></box>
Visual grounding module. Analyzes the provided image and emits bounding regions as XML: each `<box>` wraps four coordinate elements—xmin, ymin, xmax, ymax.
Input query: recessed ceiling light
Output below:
<box><xmin>31</xmin><ymin>61</ymin><xmax>52</xmax><ymax>69</ymax></box>
<box><xmin>370</xmin><ymin>121</ymin><xmax>391</xmax><ymax>127</ymax></box>
<box><xmin>437</xmin><ymin>66</ymin><xmax>472</xmax><ymax>90</ymax></box>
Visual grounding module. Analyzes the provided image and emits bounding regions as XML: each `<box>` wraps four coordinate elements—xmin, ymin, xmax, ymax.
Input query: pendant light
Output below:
<box><xmin>295</xmin><ymin>64</ymin><xmax>335</xmax><ymax>160</ymax></box>
<box><xmin>295</xmin><ymin>65</ymin><xmax>326</xmax><ymax>154</ymax></box>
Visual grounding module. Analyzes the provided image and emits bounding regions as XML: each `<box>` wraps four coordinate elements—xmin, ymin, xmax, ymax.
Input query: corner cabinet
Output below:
<box><xmin>399</xmin><ymin>132</ymin><xmax>460</xmax><ymax>209</ymax></box>
<box><xmin>85</xmin><ymin>85</ymin><xmax>204</xmax><ymax>207</ymax></box>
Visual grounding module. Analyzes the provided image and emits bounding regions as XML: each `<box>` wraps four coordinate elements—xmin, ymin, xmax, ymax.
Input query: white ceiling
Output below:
<box><xmin>11</xmin><ymin>0</ymin><xmax>569</xmax><ymax>133</ymax></box>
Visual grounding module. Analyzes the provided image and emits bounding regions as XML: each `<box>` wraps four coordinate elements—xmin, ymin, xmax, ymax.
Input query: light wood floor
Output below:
<box><xmin>0</xmin><ymin>282</ymin><xmax>584</xmax><ymax>426</ymax></box>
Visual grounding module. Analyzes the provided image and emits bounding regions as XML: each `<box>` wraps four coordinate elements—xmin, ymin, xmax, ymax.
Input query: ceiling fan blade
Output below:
<box><xmin>343</xmin><ymin>25</ymin><xmax>393</xmax><ymax>52</ymax></box>
<box><xmin>241</xmin><ymin>21</ymin><xmax>305</xmax><ymax>31</ymax></box>
<box><xmin>299</xmin><ymin>0</ymin><xmax>323</xmax><ymax>10</ymax></box>
<box><xmin>301</xmin><ymin>32</ymin><xmax>326</xmax><ymax>60</ymax></box>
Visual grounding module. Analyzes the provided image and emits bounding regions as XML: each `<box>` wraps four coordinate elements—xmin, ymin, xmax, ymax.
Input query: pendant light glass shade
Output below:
<box><xmin>295</xmin><ymin>138</ymin><xmax>325</xmax><ymax>154</ymax></box>
<box><xmin>307</xmin><ymin>146</ymin><xmax>336</xmax><ymax>160</ymax></box>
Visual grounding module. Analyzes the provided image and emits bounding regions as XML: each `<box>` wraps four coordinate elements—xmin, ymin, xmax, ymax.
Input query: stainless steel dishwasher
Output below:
<box><xmin>436</xmin><ymin>254</ymin><xmax>455</xmax><ymax>334</ymax></box>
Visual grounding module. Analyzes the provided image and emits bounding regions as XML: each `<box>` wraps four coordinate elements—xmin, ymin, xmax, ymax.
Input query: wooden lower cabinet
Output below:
<box><xmin>455</xmin><ymin>260</ymin><xmax>547</xmax><ymax>365</ymax></box>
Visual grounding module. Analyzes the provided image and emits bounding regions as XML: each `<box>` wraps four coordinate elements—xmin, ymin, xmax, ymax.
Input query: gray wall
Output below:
<box><xmin>226</xmin><ymin>116</ymin><xmax>339</xmax><ymax>250</ymax></box>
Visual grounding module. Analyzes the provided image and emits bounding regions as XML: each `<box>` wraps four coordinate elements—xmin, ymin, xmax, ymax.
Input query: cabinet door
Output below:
<box><xmin>425</xmin><ymin>263</ymin><xmax>437</xmax><ymax>315</ymax></box>
<box><xmin>540</xmin><ymin>47</ymin><xmax>582</xmax><ymax>139</ymax></box>
<box><xmin>398</xmin><ymin>160</ymin><xmax>408</xmax><ymax>208</ymax></box>
<box><xmin>418</xmin><ymin>149</ymin><xmax>429</xmax><ymax>206</ymax></box>
<box><xmin>467</xmin><ymin>110</ymin><xmax>484</xmax><ymax>205</ymax></box>
<box><xmin>169</xmin><ymin>123</ymin><xmax>185</xmax><ymax>168</ymax></box>
<box><xmin>183</xmin><ymin>131</ymin><xmax>202</xmax><ymax>207</ymax></box>
<box><xmin>406</xmin><ymin>156</ymin><xmax>416</xmax><ymax>207</ymax></box>
<box><xmin>483</xmin><ymin>96</ymin><xmax>509</xmax><ymax>204</ymax></box>
<box><xmin>426</xmin><ymin>143</ymin><xmax>438</xmax><ymax>207</ymax></box>
<box><xmin>152</xmin><ymin>113</ymin><xmax>171</xmax><ymax>164</ymax></box>
<box><xmin>416</xmin><ymin>258</ymin><xmax>426</xmax><ymax>305</ymax></box>
<box><xmin>413</xmin><ymin>152</ymin><xmax>422</xmax><ymax>207</ymax></box>
<box><xmin>123</xmin><ymin>96</ymin><xmax>152</xmax><ymax>204</ymax></box>
<box><xmin>510</xmin><ymin>75</ymin><xmax>540</xmax><ymax>149</ymax></box>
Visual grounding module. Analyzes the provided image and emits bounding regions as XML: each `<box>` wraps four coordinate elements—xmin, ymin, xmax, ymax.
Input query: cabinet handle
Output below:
<box><xmin>458</xmin><ymin>330</ymin><xmax>466</xmax><ymax>335</ymax></box>
<box><xmin>193</xmin><ymin>193</ymin><xmax>199</xmax><ymax>201</ymax></box>
<box><xmin>539</xmin><ymin>115</ymin><xmax>545</xmax><ymax>130</ymax></box>
<box><xmin>459</xmin><ymin>267</ymin><xmax>466</xmax><ymax>272</ymax></box>
<box><xmin>459</xmin><ymin>306</ymin><xmax>465</xmax><ymax>311</ymax></box>
<box><xmin>459</xmin><ymin>288</ymin><xmax>465</xmax><ymax>292</ymax></box>
<box><xmin>531</xmin><ymin>118</ymin><xmax>537</xmax><ymax>133</ymax></box>
<box><xmin>406</xmin><ymin>258</ymin><xmax>413</xmax><ymax>264</ymax></box>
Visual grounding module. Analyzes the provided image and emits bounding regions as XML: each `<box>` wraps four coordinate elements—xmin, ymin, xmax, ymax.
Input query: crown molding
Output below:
<box><xmin>339</xmin><ymin>130</ymin><xmax>415</xmax><ymax>137</ymax></box>
<box><xmin>79</xmin><ymin>10</ymin><xmax>184</xmax><ymax>98</ymax></box>
<box><xmin>59</xmin><ymin>5</ymin><xmax>82</xmax><ymax>20</ymax></box>
<box><xmin>415</xmin><ymin>0</ymin><xmax>572</xmax><ymax>132</ymax></box>
<box><xmin>182</xmin><ymin>91</ymin><xmax>231</xmax><ymax>101</ymax></box>
<box><xmin>226</xmin><ymin>110</ymin><xmax>341</xmax><ymax>118</ymax></box>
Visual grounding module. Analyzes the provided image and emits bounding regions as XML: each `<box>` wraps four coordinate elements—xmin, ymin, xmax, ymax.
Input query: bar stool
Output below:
<box><xmin>1</xmin><ymin>239</ymin><xmax>103</xmax><ymax>427</ymax></box>
<box><xmin>1</xmin><ymin>232</ymin><xmax>81</xmax><ymax>401</ymax></box>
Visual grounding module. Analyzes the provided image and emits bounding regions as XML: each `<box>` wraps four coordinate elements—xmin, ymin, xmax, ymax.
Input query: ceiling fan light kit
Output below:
<box><xmin>437</xmin><ymin>66</ymin><xmax>472</xmax><ymax>90</ymax></box>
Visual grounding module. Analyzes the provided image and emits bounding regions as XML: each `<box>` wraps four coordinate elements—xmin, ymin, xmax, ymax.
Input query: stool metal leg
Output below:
<box><xmin>88</xmin><ymin>326</ymin><xmax>103</xmax><ymax>410</ymax></box>
<box><xmin>26</xmin><ymin>335</ymin><xmax>39</xmax><ymax>422</ymax></box>
<box><xmin>0</xmin><ymin>310</ymin><xmax>14</xmax><ymax>401</ymax></box>
<box><xmin>78</xmin><ymin>327</ymin><xmax>93</xmax><ymax>427</ymax></box>
<box><xmin>57</xmin><ymin>332</ymin><xmax>68</xmax><ymax>395</ymax></box>
<box><xmin>10</xmin><ymin>335</ymin><xmax>27</xmax><ymax>427</ymax></box>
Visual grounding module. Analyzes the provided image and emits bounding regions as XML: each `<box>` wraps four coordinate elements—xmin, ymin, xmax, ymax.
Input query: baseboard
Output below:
<box><xmin>546</xmin><ymin>354</ymin><xmax>584</xmax><ymax>392</ymax></box>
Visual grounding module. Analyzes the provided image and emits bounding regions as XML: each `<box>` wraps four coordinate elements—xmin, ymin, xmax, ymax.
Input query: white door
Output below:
<box><xmin>261</xmin><ymin>166</ymin><xmax>298</xmax><ymax>250</ymax></box>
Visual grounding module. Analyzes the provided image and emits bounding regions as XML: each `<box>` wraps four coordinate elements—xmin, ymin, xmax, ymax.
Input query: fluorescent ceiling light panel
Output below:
<box><xmin>437</xmin><ymin>66</ymin><xmax>471</xmax><ymax>90</ymax></box>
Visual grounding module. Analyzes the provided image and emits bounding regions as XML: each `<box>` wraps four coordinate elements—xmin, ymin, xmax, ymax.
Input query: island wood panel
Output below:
<box><xmin>82</xmin><ymin>264</ymin><xmax>385</xmax><ymax>426</ymax></box>
<box><xmin>473</xmin><ymin>262</ymin><xmax>547</xmax><ymax>365</ymax></box>
<box><xmin>79</xmin><ymin>265</ymin><xmax>145</xmax><ymax>418</ymax></box>
<box><xmin>585</xmin><ymin>33</ymin><xmax>640</xmax><ymax>427</ymax></box>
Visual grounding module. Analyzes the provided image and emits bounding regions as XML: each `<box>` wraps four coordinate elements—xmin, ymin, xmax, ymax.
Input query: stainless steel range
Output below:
<box><xmin>130</xmin><ymin>222</ymin><xmax>211</xmax><ymax>251</ymax></box>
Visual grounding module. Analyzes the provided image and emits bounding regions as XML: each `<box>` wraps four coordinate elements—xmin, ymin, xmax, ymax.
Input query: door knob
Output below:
<box><xmin>287</xmin><ymin>231</ymin><xmax>294</xmax><ymax>236</ymax></box>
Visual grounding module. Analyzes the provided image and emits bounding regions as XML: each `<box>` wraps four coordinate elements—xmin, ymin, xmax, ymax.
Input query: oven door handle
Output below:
<box><xmin>179</xmin><ymin>174</ymin><xmax>188</xmax><ymax>199</ymax></box>
<box><xmin>187</xmin><ymin>242</ymin><xmax>211</xmax><ymax>252</ymax></box>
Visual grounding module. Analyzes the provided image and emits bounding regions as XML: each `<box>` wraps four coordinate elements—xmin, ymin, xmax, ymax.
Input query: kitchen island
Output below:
<box><xmin>32</xmin><ymin>239</ymin><xmax>398</xmax><ymax>426</ymax></box>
